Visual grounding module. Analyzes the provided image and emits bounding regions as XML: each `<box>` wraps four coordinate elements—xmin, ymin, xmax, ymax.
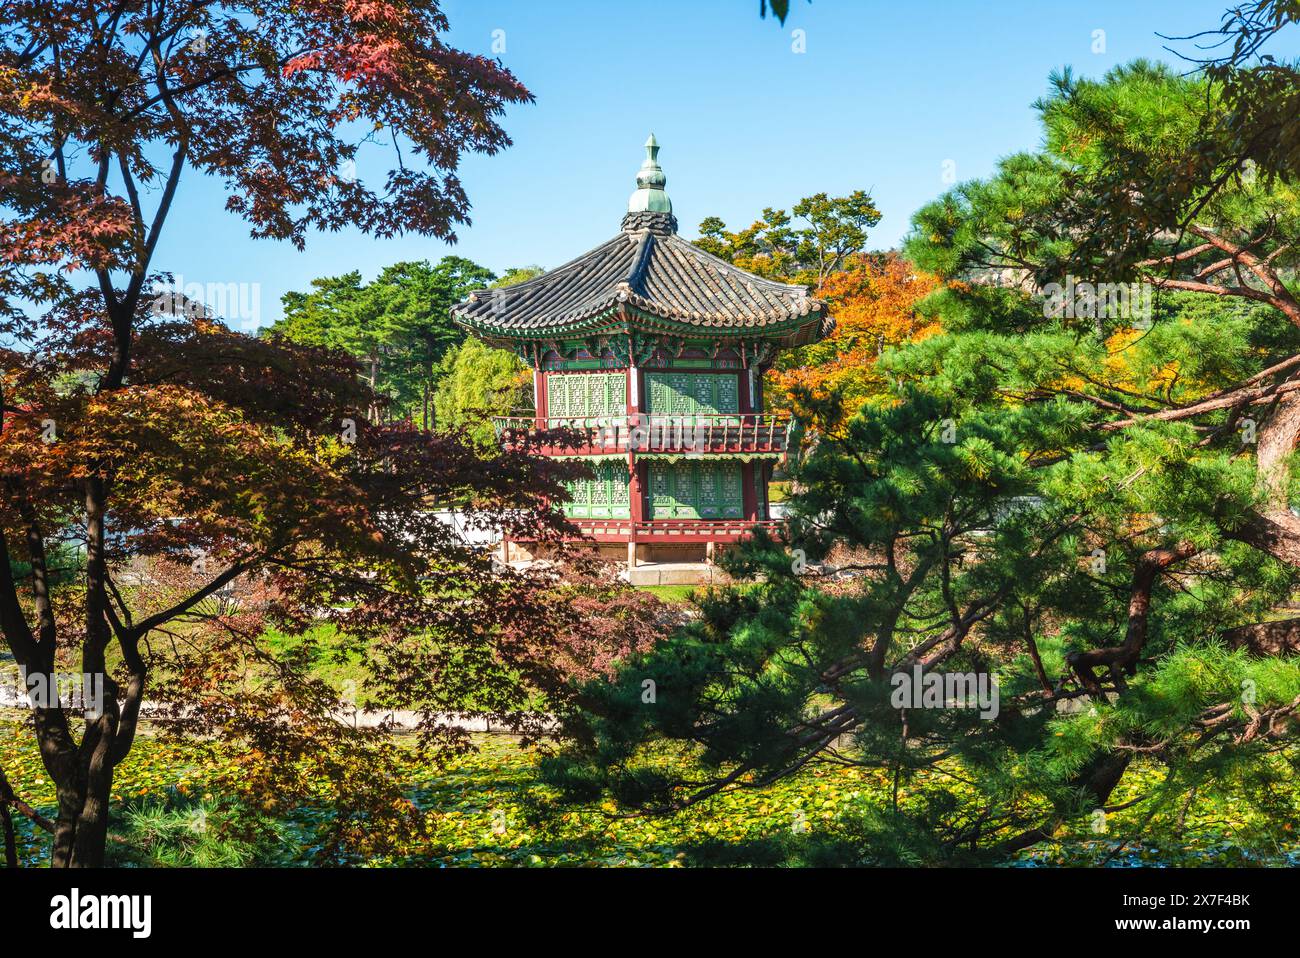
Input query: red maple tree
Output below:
<box><xmin>0</xmin><ymin>1</ymin><xmax>618</xmax><ymax>868</ymax></box>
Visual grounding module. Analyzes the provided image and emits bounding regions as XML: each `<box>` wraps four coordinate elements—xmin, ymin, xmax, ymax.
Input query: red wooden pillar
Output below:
<box><xmin>742</xmin><ymin>461</ymin><xmax>758</xmax><ymax>521</ymax></box>
<box><xmin>626</xmin><ymin>363</ymin><xmax>643</xmax><ymax>567</ymax></box>
<box><xmin>534</xmin><ymin>367</ymin><xmax>547</xmax><ymax>428</ymax></box>
<box><xmin>629</xmin><ymin>462</ymin><xmax>646</xmax><ymax>521</ymax></box>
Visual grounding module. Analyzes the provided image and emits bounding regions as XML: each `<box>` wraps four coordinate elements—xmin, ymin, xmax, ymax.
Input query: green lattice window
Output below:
<box><xmin>645</xmin><ymin>373</ymin><xmax>740</xmax><ymax>420</ymax></box>
<box><xmin>547</xmin><ymin>372</ymin><xmax>626</xmax><ymax>427</ymax></box>
<box><xmin>649</xmin><ymin>461</ymin><xmax>744</xmax><ymax>519</ymax></box>
<box><xmin>563</xmin><ymin>461</ymin><xmax>631</xmax><ymax>519</ymax></box>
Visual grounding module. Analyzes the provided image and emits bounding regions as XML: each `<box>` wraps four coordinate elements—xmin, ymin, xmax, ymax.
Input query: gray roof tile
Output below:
<box><xmin>452</xmin><ymin>212</ymin><xmax>829</xmax><ymax>341</ymax></box>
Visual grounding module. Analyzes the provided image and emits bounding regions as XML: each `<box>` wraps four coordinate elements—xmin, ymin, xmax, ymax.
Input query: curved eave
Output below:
<box><xmin>449</xmin><ymin>226</ymin><xmax>832</xmax><ymax>348</ymax></box>
<box><xmin>454</xmin><ymin>301</ymin><xmax>830</xmax><ymax>349</ymax></box>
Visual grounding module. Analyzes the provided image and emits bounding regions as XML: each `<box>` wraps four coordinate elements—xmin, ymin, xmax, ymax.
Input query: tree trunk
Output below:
<box><xmin>1222</xmin><ymin>617</ymin><xmax>1300</xmax><ymax>656</ymax></box>
<box><xmin>51</xmin><ymin>790</ymin><xmax>79</xmax><ymax>867</ymax></box>
<box><xmin>1</xmin><ymin>802</ymin><xmax>14</xmax><ymax>868</ymax></box>
<box><xmin>1256</xmin><ymin>390</ymin><xmax>1300</xmax><ymax>509</ymax></box>
<box><xmin>1228</xmin><ymin>508</ymin><xmax>1300</xmax><ymax>567</ymax></box>
<box><xmin>1227</xmin><ymin>387</ymin><xmax>1300</xmax><ymax>566</ymax></box>
<box><xmin>48</xmin><ymin>732</ymin><xmax>119</xmax><ymax>868</ymax></box>
<box><xmin>0</xmin><ymin>766</ymin><xmax>17</xmax><ymax>868</ymax></box>
<box><xmin>997</xmin><ymin>751</ymin><xmax>1133</xmax><ymax>855</ymax></box>
<box><xmin>43</xmin><ymin>476</ymin><xmax>125</xmax><ymax>868</ymax></box>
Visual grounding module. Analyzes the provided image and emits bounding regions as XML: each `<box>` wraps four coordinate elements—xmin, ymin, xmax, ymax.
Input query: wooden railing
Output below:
<box><xmin>493</xmin><ymin>413</ymin><xmax>793</xmax><ymax>456</ymax></box>
<box><xmin>563</xmin><ymin>518</ymin><xmax>783</xmax><ymax>543</ymax></box>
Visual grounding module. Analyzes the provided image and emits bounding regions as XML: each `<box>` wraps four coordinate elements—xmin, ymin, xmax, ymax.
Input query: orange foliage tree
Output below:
<box><xmin>769</xmin><ymin>253</ymin><xmax>940</xmax><ymax>428</ymax></box>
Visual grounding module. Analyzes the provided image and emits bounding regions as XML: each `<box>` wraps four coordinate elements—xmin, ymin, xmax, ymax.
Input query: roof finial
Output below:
<box><xmin>628</xmin><ymin>133</ymin><xmax>672</xmax><ymax>214</ymax></box>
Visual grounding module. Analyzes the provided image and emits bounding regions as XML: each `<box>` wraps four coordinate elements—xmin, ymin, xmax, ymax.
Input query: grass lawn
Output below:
<box><xmin>4</xmin><ymin>716</ymin><xmax>1296</xmax><ymax>868</ymax></box>
<box><xmin>635</xmin><ymin>584</ymin><xmax>699</xmax><ymax>604</ymax></box>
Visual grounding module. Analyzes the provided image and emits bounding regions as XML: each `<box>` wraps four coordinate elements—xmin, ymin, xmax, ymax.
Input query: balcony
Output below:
<box><xmin>564</xmin><ymin>518</ymin><xmax>783</xmax><ymax>543</ymax></box>
<box><xmin>493</xmin><ymin>413</ymin><xmax>793</xmax><ymax>457</ymax></box>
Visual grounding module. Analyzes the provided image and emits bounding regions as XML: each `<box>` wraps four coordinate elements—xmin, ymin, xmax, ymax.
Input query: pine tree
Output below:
<box><xmin>545</xmin><ymin>59</ymin><xmax>1300</xmax><ymax>865</ymax></box>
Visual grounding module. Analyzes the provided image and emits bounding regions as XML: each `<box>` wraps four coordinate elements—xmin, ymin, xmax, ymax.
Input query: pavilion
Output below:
<box><xmin>451</xmin><ymin>136</ymin><xmax>830</xmax><ymax>581</ymax></box>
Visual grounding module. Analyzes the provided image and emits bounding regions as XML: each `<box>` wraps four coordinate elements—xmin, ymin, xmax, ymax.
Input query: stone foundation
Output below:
<box><xmin>499</xmin><ymin>539</ymin><xmax>735</xmax><ymax>585</ymax></box>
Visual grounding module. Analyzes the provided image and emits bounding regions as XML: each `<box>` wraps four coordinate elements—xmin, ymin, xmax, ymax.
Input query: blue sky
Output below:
<box><xmin>153</xmin><ymin>0</ymin><xmax>1279</xmax><ymax>327</ymax></box>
